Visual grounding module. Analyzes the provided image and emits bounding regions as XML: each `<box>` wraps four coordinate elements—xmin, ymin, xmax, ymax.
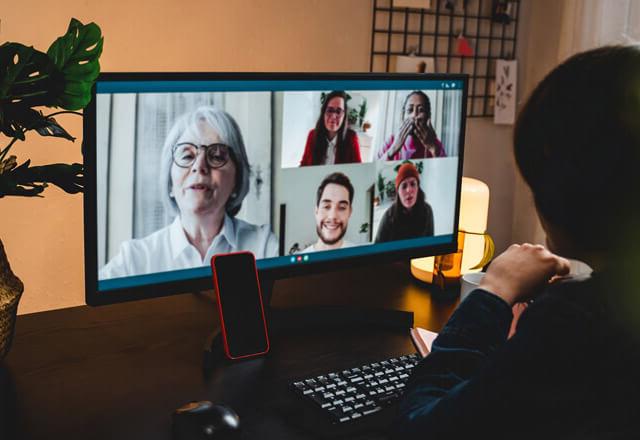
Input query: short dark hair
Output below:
<box><xmin>316</xmin><ymin>172</ymin><xmax>354</xmax><ymax>206</ymax></box>
<box><xmin>514</xmin><ymin>45</ymin><xmax>640</xmax><ymax>251</ymax></box>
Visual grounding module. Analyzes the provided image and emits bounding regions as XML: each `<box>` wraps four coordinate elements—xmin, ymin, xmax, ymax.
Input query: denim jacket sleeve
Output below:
<box><xmin>392</xmin><ymin>289</ymin><xmax>513</xmax><ymax>439</ymax></box>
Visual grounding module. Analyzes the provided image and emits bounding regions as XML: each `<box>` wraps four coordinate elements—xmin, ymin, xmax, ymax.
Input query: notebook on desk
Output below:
<box><xmin>409</xmin><ymin>327</ymin><xmax>438</xmax><ymax>357</ymax></box>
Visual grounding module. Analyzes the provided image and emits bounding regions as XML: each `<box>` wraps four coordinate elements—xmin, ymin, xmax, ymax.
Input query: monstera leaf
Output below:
<box><xmin>0</xmin><ymin>19</ymin><xmax>102</xmax><ymax>140</ymax></box>
<box><xmin>47</xmin><ymin>18</ymin><xmax>103</xmax><ymax>110</ymax></box>
<box><xmin>0</xmin><ymin>44</ymin><xmax>58</xmax><ymax>139</ymax></box>
<box><xmin>0</xmin><ymin>157</ymin><xmax>83</xmax><ymax>197</ymax></box>
<box><xmin>0</xmin><ymin>18</ymin><xmax>102</xmax><ymax>198</ymax></box>
<box><xmin>0</xmin><ymin>43</ymin><xmax>57</xmax><ymax>108</ymax></box>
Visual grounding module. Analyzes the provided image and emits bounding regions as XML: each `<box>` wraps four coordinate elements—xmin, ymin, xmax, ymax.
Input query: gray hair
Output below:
<box><xmin>159</xmin><ymin>105</ymin><xmax>250</xmax><ymax>217</ymax></box>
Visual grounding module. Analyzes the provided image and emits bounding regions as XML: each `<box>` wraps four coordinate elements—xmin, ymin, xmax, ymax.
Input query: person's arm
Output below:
<box><xmin>299</xmin><ymin>130</ymin><xmax>315</xmax><ymax>166</ymax></box>
<box><xmin>349</xmin><ymin>130</ymin><xmax>362</xmax><ymax>163</ymax></box>
<box><xmin>377</xmin><ymin>134</ymin><xmax>395</xmax><ymax>160</ymax></box>
<box><xmin>99</xmin><ymin>241</ymin><xmax>134</xmax><ymax>279</ymax></box>
<box><xmin>393</xmin><ymin>245</ymin><xmax>571</xmax><ymax>439</ymax></box>
<box><xmin>424</xmin><ymin>202</ymin><xmax>434</xmax><ymax>236</ymax></box>
<box><xmin>374</xmin><ymin>208</ymin><xmax>393</xmax><ymax>243</ymax></box>
<box><xmin>435</xmin><ymin>138</ymin><xmax>446</xmax><ymax>157</ymax></box>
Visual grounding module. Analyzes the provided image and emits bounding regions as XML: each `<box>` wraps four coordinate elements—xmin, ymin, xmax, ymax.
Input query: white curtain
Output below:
<box><xmin>558</xmin><ymin>0</ymin><xmax>640</xmax><ymax>59</ymax></box>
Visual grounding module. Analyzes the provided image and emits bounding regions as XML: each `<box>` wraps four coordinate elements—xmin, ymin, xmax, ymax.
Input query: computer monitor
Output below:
<box><xmin>83</xmin><ymin>73</ymin><xmax>467</xmax><ymax>306</ymax></box>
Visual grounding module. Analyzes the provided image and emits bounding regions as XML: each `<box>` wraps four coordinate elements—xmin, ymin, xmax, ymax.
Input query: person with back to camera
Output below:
<box><xmin>393</xmin><ymin>46</ymin><xmax>640</xmax><ymax>439</ymax></box>
<box><xmin>377</xmin><ymin>90</ymin><xmax>446</xmax><ymax>161</ymax></box>
<box><xmin>100</xmin><ymin>106</ymin><xmax>278</xmax><ymax>279</ymax></box>
<box><xmin>299</xmin><ymin>90</ymin><xmax>362</xmax><ymax>166</ymax></box>
<box><xmin>375</xmin><ymin>162</ymin><xmax>434</xmax><ymax>243</ymax></box>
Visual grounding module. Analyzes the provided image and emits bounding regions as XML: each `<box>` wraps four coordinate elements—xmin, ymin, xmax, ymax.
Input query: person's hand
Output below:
<box><xmin>413</xmin><ymin>119</ymin><xmax>436</xmax><ymax>156</ymax></box>
<box><xmin>508</xmin><ymin>302</ymin><xmax>528</xmax><ymax>339</ymax></box>
<box><xmin>479</xmin><ymin>243</ymin><xmax>571</xmax><ymax>306</ymax></box>
<box><xmin>388</xmin><ymin>118</ymin><xmax>413</xmax><ymax>158</ymax></box>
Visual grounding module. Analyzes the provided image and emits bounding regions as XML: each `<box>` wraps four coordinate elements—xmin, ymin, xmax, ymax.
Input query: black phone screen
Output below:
<box><xmin>212</xmin><ymin>252</ymin><xmax>268</xmax><ymax>358</ymax></box>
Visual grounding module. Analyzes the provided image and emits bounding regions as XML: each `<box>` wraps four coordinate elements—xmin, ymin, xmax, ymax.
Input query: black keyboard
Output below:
<box><xmin>290</xmin><ymin>353</ymin><xmax>421</xmax><ymax>424</ymax></box>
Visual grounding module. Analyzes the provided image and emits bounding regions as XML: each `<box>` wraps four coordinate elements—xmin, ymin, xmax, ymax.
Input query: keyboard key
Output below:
<box><xmin>363</xmin><ymin>406</ymin><xmax>383</xmax><ymax>416</ymax></box>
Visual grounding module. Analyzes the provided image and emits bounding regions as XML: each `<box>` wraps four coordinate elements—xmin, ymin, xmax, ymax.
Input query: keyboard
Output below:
<box><xmin>290</xmin><ymin>353</ymin><xmax>421</xmax><ymax>425</ymax></box>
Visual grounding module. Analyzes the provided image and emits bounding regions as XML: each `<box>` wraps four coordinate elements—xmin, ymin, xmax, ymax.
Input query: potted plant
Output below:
<box><xmin>0</xmin><ymin>18</ymin><xmax>103</xmax><ymax>359</ymax></box>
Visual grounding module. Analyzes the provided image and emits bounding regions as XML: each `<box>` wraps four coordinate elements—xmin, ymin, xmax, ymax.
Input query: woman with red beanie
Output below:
<box><xmin>375</xmin><ymin>162</ymin><xmax>434</xmax><ymax>243</ymax></box>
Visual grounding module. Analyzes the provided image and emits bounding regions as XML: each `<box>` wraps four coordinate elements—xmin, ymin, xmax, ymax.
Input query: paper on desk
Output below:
<box><xmin>410</xmin><ymin>327</ymin><xmax>439</xmax><ymax>358</ymax></box>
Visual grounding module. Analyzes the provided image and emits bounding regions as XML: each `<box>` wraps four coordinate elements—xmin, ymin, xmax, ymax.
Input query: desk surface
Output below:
<box><xmin>2</xmin><ymin>262</ymin><xmax>458</xmax><ymax>439</ymax></box>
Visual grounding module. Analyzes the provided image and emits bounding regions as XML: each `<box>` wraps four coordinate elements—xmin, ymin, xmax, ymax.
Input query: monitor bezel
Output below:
<box><xmin>84</xmin><ymin>72</ymin><xmax>468</xmax><ymax>306</ymax></box>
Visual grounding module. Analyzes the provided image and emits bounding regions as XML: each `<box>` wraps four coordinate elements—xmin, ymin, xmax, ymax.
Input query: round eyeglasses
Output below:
<box><xmin>172</xmin><ymin>142</ymin><xmax>231</xmax><ymax>169</ymax></box>
<box><xmin>325</xmin><ymin>106</ymin><xmax>345</xmax><ymax>117</ymax></box>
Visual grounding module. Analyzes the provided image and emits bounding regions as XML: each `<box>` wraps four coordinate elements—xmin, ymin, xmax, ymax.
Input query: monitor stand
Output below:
<box><xmin>202</xmin><ymin>277</ymin><xmax>414</xmax><ymax>369</ymax></box>
<box><xmin>262</xmin><ymin>278</ymin><xmax>414</xmax><ymax>331</ymax></box>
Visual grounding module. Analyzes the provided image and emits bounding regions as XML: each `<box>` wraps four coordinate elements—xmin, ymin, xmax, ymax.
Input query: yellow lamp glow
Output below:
<box><xmin>410</xmin><ymin>177</ymin><xmax>491</xmax><ymax>283</ymax></box>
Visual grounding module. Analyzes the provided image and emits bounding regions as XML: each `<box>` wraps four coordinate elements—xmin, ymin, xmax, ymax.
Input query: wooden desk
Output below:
<box><xmin>1</xmin><ymin>263</ymin><xmax>458</xmax><ymax>439</ymax></box>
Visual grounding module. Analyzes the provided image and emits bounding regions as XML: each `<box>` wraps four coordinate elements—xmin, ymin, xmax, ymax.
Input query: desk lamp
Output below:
<box><xmin>411</xmin><ymin>177</ymin><xmax>494</xmax><ymax>287</ymax></box>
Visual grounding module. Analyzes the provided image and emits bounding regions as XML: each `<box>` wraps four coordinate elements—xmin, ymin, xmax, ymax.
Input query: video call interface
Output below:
<box><xmin>95</xmin><ymin>78</ymin><xmax>465</xmax><ymax>291</ymax></box>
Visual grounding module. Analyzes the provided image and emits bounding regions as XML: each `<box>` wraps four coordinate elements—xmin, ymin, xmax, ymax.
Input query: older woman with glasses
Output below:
<box><xmin>100</xmin><ymin>106</ymin><xmax>277</xmax><ymax>279</ymax></box>
<box><xmin>299</xmin><ymin>90</ymin><xmax>362</xmax><ymax>166</ymax></box>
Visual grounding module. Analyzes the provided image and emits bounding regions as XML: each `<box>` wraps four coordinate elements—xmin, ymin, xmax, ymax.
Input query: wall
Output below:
<box><xmin>510</xmin><ymin>0</ymin><xmax>567</xmax><ymax>246</ymax></box>
<box><xmin>1</xmin><ymin>0</ymin><xmax>565</xmax><ymax>314</ymax></box>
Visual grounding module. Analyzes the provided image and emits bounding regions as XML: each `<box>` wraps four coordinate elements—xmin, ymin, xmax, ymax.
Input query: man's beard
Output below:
<box><xmin>316</xmin><ymin>222</ymin><xmax>347</xmax><ymax>245</ymax></box>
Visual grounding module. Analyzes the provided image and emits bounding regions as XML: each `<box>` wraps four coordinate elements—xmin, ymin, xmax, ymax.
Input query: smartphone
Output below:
<box><xmin>211</xmin><ymin>251</ymin><xmax>270</xmax><ymax>360</ymax></box>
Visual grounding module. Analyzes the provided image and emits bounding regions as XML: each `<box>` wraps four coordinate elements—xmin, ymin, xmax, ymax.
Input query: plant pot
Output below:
<box><xmin>0</xmin><ymin>239</ymin><xmax>23</xmax><ymax>360</ymax></box>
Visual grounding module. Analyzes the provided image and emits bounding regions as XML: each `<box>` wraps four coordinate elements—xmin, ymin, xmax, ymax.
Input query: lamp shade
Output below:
<box><xmin>410</xmin><ymin>177</ymin><xmax>490</xmax><ymax>282</ymax></box>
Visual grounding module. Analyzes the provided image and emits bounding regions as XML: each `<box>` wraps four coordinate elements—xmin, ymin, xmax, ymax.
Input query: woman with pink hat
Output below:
<box><xmin>375</xmin><ymin>162</ymin><xmax>434</xmax><ymax>243</ymax></box>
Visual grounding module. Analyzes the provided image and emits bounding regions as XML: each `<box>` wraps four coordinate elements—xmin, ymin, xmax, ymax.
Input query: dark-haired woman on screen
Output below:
<box><xmin>299</xmin><ymin>90</ymin><xmax>362</xmax><ymax>166</ymax></box>
<box><xmin>375</xmin><ymin>162</ymin><xmax>434</xmax><ymax>243</ymax></box>
<box><xmin>377</xmin><ymin>90</ymin><xmax>445</xmax><ymax>160</ymax></box>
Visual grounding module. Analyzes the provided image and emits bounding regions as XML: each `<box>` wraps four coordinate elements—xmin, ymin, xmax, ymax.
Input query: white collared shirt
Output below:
<box><xmin>300</xmin><ymin>240</ymin><xmax>355</xmax><ymax>254</ymax></box>
<box><xmin>325</xmin><ymin>136</ymin><xmax>337</xmax><ymax>165</ymax></box>
<box><xmin>99</xmin><ymin>215</ymin><xmax>278</xmax><ymax>280</ymax></box>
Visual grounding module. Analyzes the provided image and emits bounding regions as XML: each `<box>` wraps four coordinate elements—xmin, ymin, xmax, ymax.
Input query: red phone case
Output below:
<box><xmin>210</xmin><ymin>251</ymin><xmax>270</xmax><ymax>360</ymax></box>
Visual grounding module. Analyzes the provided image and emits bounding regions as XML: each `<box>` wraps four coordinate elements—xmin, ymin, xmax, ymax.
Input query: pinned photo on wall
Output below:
<box><xmin>395</xmin><ymin>55</ymin><xmax>436</xmax><ymax>74</ymax></box>
<box><xmin>494</xmin><ymin>59</ymin><xmax>517</xmax><ymax>125</ymax></box>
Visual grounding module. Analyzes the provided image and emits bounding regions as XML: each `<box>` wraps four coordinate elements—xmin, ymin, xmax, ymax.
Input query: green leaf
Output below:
<box><xmin>32</xmin><ymin>115</ymin><xmax>76</xmax><ymax>141</ymax></box>
<box><xmin>0</xmin><ymin>159</ymin><xmax>83</xmax><ymax>197</ymax></box>
<box><xmin>0</xmin><ymin>43</ymin><xmax>58</xmax><ymax>108</ymax></box>
<box><xmin>0</xmin><ymin>106</ymin><xmax>74</xmax><ymax>141</ymax></box>
<box><xmin>47</xmin><ymin>19</ymin><xmax>103</xmax><ymax>110</ymax></box>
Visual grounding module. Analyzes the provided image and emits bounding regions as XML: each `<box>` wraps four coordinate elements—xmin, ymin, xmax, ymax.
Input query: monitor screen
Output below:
<box><xmin>84</xmin><ymin>73</ymin><xmax>467</xmax><ymax>305</ymax></box>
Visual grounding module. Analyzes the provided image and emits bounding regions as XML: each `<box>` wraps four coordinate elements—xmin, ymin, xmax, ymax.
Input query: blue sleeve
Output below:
<box><xmin>393</xmin><ymin>289</ymin><xmax>513</xmax><ymax>439</ymax></box>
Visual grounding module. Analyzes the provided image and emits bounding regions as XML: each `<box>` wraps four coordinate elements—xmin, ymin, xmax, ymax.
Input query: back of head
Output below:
<box><xmin>514</xmin><ymin>45</ymin><xmax>640</xmax><ymax>255</ymax></box>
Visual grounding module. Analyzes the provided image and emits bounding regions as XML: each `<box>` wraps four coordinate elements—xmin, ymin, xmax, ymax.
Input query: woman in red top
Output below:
<box><xmin>299</xmin><ymin>90</ymin><xmax>362</xmax><ymax>166</ymax></box>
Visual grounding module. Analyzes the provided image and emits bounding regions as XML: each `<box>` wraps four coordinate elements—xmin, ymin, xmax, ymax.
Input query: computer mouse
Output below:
<box><xmin>172</xmin><ymin>400</ymin><xmax>241</xmax><ymax>439</ymax></box>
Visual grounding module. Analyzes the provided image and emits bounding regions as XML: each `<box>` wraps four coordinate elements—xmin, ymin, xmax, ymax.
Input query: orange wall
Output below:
<box><xmin>2</xmin><ymin>0</ymin><xmax>372</xmax><ymax>314</ymax></box>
